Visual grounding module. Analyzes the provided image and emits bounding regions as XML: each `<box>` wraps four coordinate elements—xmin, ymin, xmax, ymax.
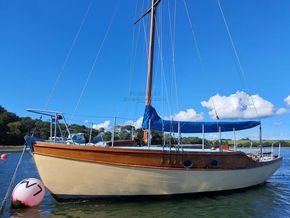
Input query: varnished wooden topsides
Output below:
<box><xmin>33</xmin><ymin>141</ymin><xmax>280</xmax><ymax>170</ymax></box>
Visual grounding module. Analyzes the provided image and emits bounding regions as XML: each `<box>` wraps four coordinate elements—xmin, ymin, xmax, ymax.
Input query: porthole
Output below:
<box><xmin>183</xmin><ymin>159</ymin><xmax>193</xmax><ymax>168</ymax></box>
<box><xmin>210</xmin><ymin>159</ymin><xmax>218</xmax><ymax>166</ymax></box>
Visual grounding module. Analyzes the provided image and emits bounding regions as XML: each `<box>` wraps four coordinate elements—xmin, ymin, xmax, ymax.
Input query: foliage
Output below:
<box><xmin>0</xmin><ymin>106</ymin><xmax>21</xmax><ymax>145</ymax></box>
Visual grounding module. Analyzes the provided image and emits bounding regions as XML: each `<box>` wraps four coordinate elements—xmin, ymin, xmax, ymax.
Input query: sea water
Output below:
<box><xmin>1</xmin><ymin>149</ymin><xmax>289</xmax><ymax>218</ymax></box>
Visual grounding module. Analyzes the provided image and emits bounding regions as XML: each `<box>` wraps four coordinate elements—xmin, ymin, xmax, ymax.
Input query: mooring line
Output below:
<box><xmin>0</xmin><ymin>143</ymin><xmax>27</xmax><ymax>214</ymax></box>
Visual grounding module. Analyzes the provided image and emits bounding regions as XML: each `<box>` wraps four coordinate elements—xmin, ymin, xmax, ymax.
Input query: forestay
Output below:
<box><xmin>142</xmin><ymin>105</ymin><xmax>260</xmax><ymax>133</ymax></box>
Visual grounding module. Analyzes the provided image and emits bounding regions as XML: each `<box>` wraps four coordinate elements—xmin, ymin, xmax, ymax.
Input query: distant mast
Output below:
<box><xmin>145</xmin><ymin>0</ymin><xmax>158</xmax><ymax>106</ymax></box>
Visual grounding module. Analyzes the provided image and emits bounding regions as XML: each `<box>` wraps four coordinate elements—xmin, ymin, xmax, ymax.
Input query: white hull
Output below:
<box><xmin>34</xmin><ymin>154</ymin><xmax>282</xmax><ymax>199</ymax></box>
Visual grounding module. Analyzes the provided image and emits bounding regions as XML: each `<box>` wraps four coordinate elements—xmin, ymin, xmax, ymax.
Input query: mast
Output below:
<box><xmin>135</xmin><ymin>0</ymin><xmax>159</xmax><ymax>145</ymax></box>
<box><xmin>145</xmin><ymin>0</ymin><xmax>158</xmax><ymax>105</ymax></box>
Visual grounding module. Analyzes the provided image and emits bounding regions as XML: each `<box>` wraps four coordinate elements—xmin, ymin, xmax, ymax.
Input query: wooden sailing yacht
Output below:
<box><xmin>26</xmin><ymin>0</ymin><xmax>282</xmax><ymax>200</ymax></box>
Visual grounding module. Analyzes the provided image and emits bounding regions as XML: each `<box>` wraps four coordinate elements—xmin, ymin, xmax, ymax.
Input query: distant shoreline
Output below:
<box><xmin>0</xmin><ymin>145</ymin><xmax>24</xmax><ymax>152</ymax></box>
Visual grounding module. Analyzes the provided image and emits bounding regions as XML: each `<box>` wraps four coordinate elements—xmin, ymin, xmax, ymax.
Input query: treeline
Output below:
<box><xmin>0</xmin><ymin>105</ymin><xmax>143</xmax><ymax>145</ymax></box>
<box><xmin>1</xmin><ymin>105</ymin><xmax>290</xmax><ymax>147</ymax></box>
<box><xmin>0</xmin><ymin>105</ymin><xmax>105</xmax><ymax>145</ymax></box>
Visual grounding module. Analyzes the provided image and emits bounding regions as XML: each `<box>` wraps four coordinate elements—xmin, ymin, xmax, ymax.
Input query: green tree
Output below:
<box><xmin>103</xmin><ymin>131</ymin><xmax>112</xmax><ymax>141</ymax></box>
<box><xmin>0</xmin><ymin>106</ymin><xmax>20</xmax><ymax>145</ymax></box>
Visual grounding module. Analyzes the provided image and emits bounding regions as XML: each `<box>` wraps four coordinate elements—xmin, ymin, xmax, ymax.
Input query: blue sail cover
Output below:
<box><xmin>142</xmin><ymin>105</ymin><xmax>260</xmax><ymax>133</ymax></box>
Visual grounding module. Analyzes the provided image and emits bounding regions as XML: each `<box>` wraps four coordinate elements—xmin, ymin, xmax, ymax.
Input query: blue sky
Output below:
<box><xmin>0</xmin><ymin>0</ymin><xmax>290</xmax><ymax>139</ymax></box>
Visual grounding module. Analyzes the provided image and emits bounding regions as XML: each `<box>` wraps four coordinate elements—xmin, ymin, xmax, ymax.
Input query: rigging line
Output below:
<box><xmin>126</xmin><ymin>0</ymin><xmax>141</xmax><ymax>115</ymax></box>
<box><xmin>152</xmin><ymin>19</ymin><xmax>160</xmax><ymax>101</ymax></box>
<box><xmin>71</xmin><ymin>0</ymin><xmax>120</xmax><ymax>119</ymax></box>
<box><xmin>159</xmin><ymin>3</ymin><xmax>163</xmax><ymax>109</ymax></box>
<box><xmin>173</xmin><ymin>0</ymin><xmax>179</xmax><ymax>110</ymax></box>
<box><xmin>183</xmin><ymin>0</ymin><xmax>220</xmax><ymax>120</ymax></box>
<box><xmin>143</xmin><ymin>22</ymin><xmax>149</xmax><ymax>60</ymax></box>
<box><xmin>183</xmin><ymin>0</ymin><xmax>203</xmax><ymax>69</ymax></box>
<box><xmin>211</xmin><ymin>98</ymin><xmax>220</xmax><ymax>120</ymax></box>
<box><xmin>130</xmin><ymin>0</ymin><xmax>147</xmax><ymax>120</ymax></box>
<box><xmin>128</xmin><ymin>0</ymin><xmax>139</xmax><ymax>96</ymax></box>
<box><xmin>44</xmin><ymin>0</ymin><xmax>95</xmax><ymax>109</ymax></box>
<box><xmin>138</xmin><ymin>1</ymin><xmax>149</xmax><ymax>120</ymax></box>
<box><xmin>158</xmin><ymin>2</ymin><xmax>165</xmax><ymax>120</ymax></box>
<box><xmin>156</xmin><ymin>16</ymin><xmax>172</xmax><ymax>116</ymax></box>
<box><xmin>151</xmin><ymin>2</ymin><xmax>162</xmax><ymax>105</ymax></box>
<box><xmin>164</xmin><ymin>2</ymin><xmax>173</xmax><ymax>115</ymax></box>
<box><xmin>142</xmin><ymin>1</ymin><xmax>149</xmax><ymax>59</ymax></box>
<box><xmin>140</xmin><ymin>0</ymin><xmax>149</xmax><ymax>118</ymax></box>
<box><xmin>167</xmin><ymin>0</ymin><xmax>179</xmax><ymax>111</ymax></box>
<box><xmin>152</xmin><ymin>2</ymin><xmax>163</xmax><ymax>100</ymax></box>
<box><xmin>217</xmin><ymin>0</ymin><xmax>259</xmax><ymax>118</ymax></box>
<box><xmin>126</xmin><ymin>1</ymin><xmax>147</xmax><ymax>122</ymax></box>
<box><xmin>167</xmin><ymin>1</ymin><xmax>173</xmax><ymax>112</ymax></box>
<box><xmin>129</xmin><ymin>0</ymin><xmax>145</xmax><ymax>97</ymax></box>
<box><xmin>0</xmin><ymin>144</ymin><xmax>27</xmax><ymax>214</ymax></box>
<box><xmin>159</xmin><ymin>2</ymin><xmax>164</xmax><ymax>118</ymax></box>
<box><xmin>173</xmin><ymin>0</ymin><xmax>177</xmax><ymax>48</ymax></box>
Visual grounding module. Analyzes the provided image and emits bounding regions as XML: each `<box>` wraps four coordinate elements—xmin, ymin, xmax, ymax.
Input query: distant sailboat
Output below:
<box><xmin>26</xmin><ymin>0</ymin><xmax>282</xmax><ymax>201</ymax></box>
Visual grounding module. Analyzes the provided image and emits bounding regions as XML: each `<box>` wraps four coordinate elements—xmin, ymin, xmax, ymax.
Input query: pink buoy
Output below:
<box><xmin>12</xmin><ymin>178</ymin><xmax>45</xmax><ymax>208</ymax></box>
<box><xmin>1</xmin><ymin>153</ymin><xmax>8</xmax><ymax>159</ymax></box>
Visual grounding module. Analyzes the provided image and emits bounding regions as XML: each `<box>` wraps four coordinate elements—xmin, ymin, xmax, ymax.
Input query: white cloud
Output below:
<box><xmin>285</xmin><ymin>95</ymin><xmax>290</xmax><ymax>107</ymax></box>
<box><xmin>165</xmin><ymin>108</ymin><xmax>204</xmax><ymax>121</ymax></box>
<box><xmin>201</xmin><ymin>91</ymin><xmax>274</xmax><ymax>119</ymax></box>
<box><xmin>93</xmin><ymin>120</ymin><xmax>110</xmax><ymax>130</ymax></box>
<box><xmin>276</xmin><ymin>108</ymin><xmax>288</xmax><ymax>115</ymax></box>
<box><xmin>125</xmin><ymin>117</ymin><xmax>143</xmax><ymax>129</ymax></box>
<box><xmin>134</xmin><ymin>117</ymin><xmax>143</xmax><ymax>128</ymax></box>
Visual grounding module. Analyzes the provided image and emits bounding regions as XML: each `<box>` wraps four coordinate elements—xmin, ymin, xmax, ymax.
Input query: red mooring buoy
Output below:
<box><xmin>1</xmin><ymin>153</ymin><xmax>8</xmax><ymax>159</ymax></box>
